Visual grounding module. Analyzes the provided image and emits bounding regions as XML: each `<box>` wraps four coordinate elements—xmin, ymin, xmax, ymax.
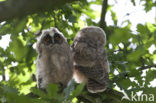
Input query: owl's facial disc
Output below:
<box><xmin>42</xmin><ymin>32</ymin><xmax>63</xmax><ymax>45</ymax></box>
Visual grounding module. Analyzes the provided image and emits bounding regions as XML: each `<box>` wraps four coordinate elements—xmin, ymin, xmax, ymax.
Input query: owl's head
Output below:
<box><xmin>76</xmin><ymin>26</ymin><xmax>106</xmax><ymax>46</ymax></box>
<box><xmin>39</xmin><ymin>27</ymin><xmax>66</xmax><ymax>46</ymax></box>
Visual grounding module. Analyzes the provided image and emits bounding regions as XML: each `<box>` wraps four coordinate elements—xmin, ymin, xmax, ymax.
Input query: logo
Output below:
<box><xmin>121</xmin><ymin>92</ymin><xmax>130</xmax><ymax>101</ymax></box>
<box><xmin>121</xmin><ymin>91</ymin><xmax>154</xmax><ymax>102</ymax></box>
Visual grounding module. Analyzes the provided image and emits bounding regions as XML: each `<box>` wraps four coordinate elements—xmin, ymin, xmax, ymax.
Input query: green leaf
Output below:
<box><xmin>131</xmin><ymin>0</ymin><xmax>136</xmax><ymax>6</ymax></box>
<box><xmin>146</xmin><ymin>23</ymin><xmax>156</xmax><ymax>33</ymax></box>
<box><xmin>110</xmin><ymin>29</ymin><xmax>132</xmax><ymax>45</ymax></box>
<box><xmin>143</xmin><ymin>0</ymin><xmax>154</xmax><ymax>12</ymax></box>
<box><xmin>71</xmin><ymin>83</ymin><xmax>85</xmax><ymax>97</ymax></box>
<box><xmin>31</xmin><ymin>87</ymin><xmax>47</xmax><ymax>98</ymax></box>
<box><xmin>9</xmin><ymin>37</ymin><xmax>28</xmax><ymax>61</ymax></box>
<box><xmin>25</xmin><ymin>44</ymin><xmax>37</xmax><ymax>64</ymax></box>
<box><xmin>127</xmin><ymin>47</ymin><xmax>146</xmax><ymax>61</ymax></box>
<box><xmin>111</xmin><ymin>10</ymin><xmax>117</xmax><ymax>26</ymax></box>
<box><xmin>119</xmin><ymin>78</ymin><xmax>132</xmax><ymax>89</ymax></box>
<box><xmin>137</xmin><ymin>24</ymin><xmax>147</xmax><ymax>34</ymax></box>
<box><xmin>145</xmin><ymin>70</ymin><xmax>156</xmax><ymax>86</ymax></box>
<box><xmin>14</xmin><ymin>19</ymin><xmax>27</xmax><ymax>34</ymax></box>
<box><xmin>46</xmin><ymin>83</ymin><xmax>59</xmax><ymax>99</ymax></box>
<box><xmin>68</xmin><ymin>15</ymin><xmax>77</xmax><ymax>23</ymax></box>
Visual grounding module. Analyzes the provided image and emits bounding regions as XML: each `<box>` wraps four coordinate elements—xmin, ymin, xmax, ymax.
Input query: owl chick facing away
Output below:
<box><xmin>36</xmin><ymin>27</ymin><xmax>73</xmax><ymax>89</ymax></box>
<box><xmin>72</xmin><ymin>26</ymin><xmax>110</xmax><ymax>93</ymax></box>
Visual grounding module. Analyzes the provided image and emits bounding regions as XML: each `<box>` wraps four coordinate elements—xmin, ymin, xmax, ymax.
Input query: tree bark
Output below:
<box><xmin>99</xmin><ymin>0</ymin><xmax>108</xmax><ymax>29</ymax></box>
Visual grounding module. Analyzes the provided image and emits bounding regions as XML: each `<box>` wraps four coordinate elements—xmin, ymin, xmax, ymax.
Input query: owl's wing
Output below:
<box><xmin>75</xmin><ymin>65</ymin><xmax>105</xmax><ymax>80</ymax></box>
<box><xmin>76</xmin><ymin>66</ymin><xmax>109</xmax><ymax>93</ymax></box>
<box><xmin>85</xmin><ymin>66</ymin><xmax>109</xmax><ymax>93</ymax></box>
<box><xmin>74</xmin><ymin>48</ymin><xmax>109</xmax><ymax>80</ymax></box>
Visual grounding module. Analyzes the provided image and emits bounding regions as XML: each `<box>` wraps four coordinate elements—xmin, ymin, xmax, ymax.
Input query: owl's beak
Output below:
<box><xmin>51</xmin><ymin>36</ymin><xmax>54</xmax><ymax>44</ymax></box>
<box><xmin>49</xmin><ymin>32</ymin><xmax>55</xmax><ymax>44</ymax></box>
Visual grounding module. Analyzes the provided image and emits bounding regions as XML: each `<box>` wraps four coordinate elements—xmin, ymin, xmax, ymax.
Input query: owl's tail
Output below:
<box><xmin>87</xmin><ymin>75</ymin><xmax>109</xmax><ymax>93</ymax></box>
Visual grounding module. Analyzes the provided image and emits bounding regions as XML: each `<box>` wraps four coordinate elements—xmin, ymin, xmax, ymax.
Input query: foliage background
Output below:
<box><xmin>0</xmin><ymin>0</ymin><xmax>156</xmax><ymax>103</ymax></box>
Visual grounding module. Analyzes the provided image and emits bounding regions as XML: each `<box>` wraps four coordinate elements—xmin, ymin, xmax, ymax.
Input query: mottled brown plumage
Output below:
<box><xmin>36</xmin><ymin>27</ymin><xmax>73</xmax><ymax>89</ymax></box>
<box><xmin>72</xmin><ymin>26</ymin><xmax>110</xmax><ymax>93</ymax></box>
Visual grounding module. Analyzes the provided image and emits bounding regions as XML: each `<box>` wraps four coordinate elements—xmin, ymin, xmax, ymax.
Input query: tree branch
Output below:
<box><xmin>99</xmin><ymin>0</ymin><xmax>108</xmax><ymax>29</ymax></box>
<box><xmin>0</xmin><ymin>0</ymin><xmax>78</xmax><ymax>22</ymax></box>
<box><xmin>77</xmin><ymin>87</ymin><xmax>123</xmax><ymax>103</ymax></box>
<box><xmin>139</xmin><ymin>64</ymin><xmax>156</xmax><ymax>70</ymax></box>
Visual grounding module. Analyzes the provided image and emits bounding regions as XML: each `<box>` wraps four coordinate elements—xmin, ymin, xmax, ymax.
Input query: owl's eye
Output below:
<box><xmin>55</xmin><ymin>36</ymin><xmax>59</xmax><ymax>40</ymax></box>
<box><xmin>54</xmin><ymin>33</ymin><xmax>62</xmax><ymax>44</ymax></box>
<box><xmin>43</xmin><ymin>34</ymin><xmax>52</xmax><ymax>44</ymax></box>
<box><xmin>45</xmin><ymin>34</ymin><xmax>51</xmax><ymax>41</ymax></box>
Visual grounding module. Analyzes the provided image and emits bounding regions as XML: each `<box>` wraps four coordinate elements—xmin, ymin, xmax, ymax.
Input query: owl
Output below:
<box><xmin>72</xmin><ymin>26</ymin><xmax>110</xmax><ymax>93</ymax></box>
<box><xmin>36</xmin><ymin>27</ymin><xmax>73</xmax><ymax>89</ymax></box>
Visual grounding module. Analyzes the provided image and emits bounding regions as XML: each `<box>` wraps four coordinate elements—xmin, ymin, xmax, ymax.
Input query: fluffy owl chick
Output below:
<box><xmin>72</xmin><ymin>26</ymin><xmax>110</xmax><ymax>93</ymax></box>
<box><xmin>36</xmin><ymin>27</ymin><xmax>73</xmax><ymax>89</ymax></box>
